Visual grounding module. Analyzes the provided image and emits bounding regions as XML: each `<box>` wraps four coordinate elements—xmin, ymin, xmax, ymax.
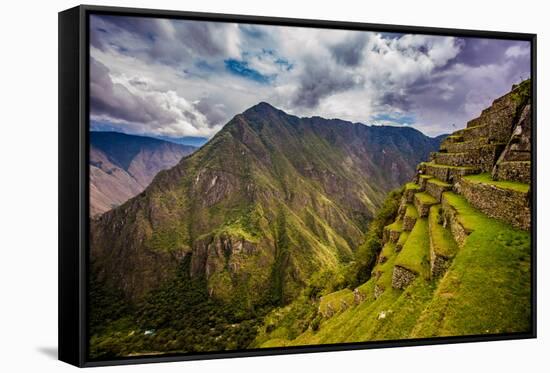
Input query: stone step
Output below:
<box><xmin>455</xmin><ymin>119</ymin><xmax>516</xmax><ymax>144</ymax></box>
<box><xmin>433</xmin><ymin>144</ymin><xmax>505</xmax><ymax>172</ymax></box>
<box><xmin>440</xmin><ymin>192</ymin><xmax>477</xmax><ymax>248</ymax></box>
<box><xmin>404</xmin><ymin>182</ymin><xmax>422</xmax><ymax>203</ymax></box>
<box><xmin>403</xmin><ymin>204</ymin><xmax>419</xmax><ymax>231</ymax></box>
<box><xmin>396</xmin><ymin>231</ymin><xmax>410</xmax><ymax>252</ymax></box>
<box><xmin>377</xmin><ymin>242</ymin><xmax>395</xmax><ymax>265</ymax></box>
<box><xmin>418</xmin><ymin>174</ymin><xmax>433</xmax><ymax>190</ymax></box>
<box><xmin>493</xmin><ymin>160</ymin><xmax>531</xmax><ymax>184</ymax></box>
<box><xmin>454</xmin><ymin>124</ymin><xmax>490</xmax><ymax>142</ymax></box>
<box><xmin>428</xmin><ymin>204</ymin><xmax>459</xmax><ymax>278</ymax></box>
<box><xmin>425</xmin><ymin>178</ymin><xmax>452</xmax><ymax>202</ymax></box>
<box><xmin>466</xmin><ymin>116</ymin><xmax>484</xmax><ymax>128</ymax></box>
<box><xmin>383</xmin><ymin>220</ymin><xmax>403</xmax><ymax>244</ymax></box>
<box><xmin>440</xmin><ymin>137</ymin><xmax>489</xmax><ymax>153</ymax></box>
<box><xmin>421</xmin><ymin>162</ymin><xmax>480</xmax><ymax>183</ymax></box>
<box><xmin>457</xmin><ymin>173</ymin><xmax>530</xmax><ymax>230</ymax></box>
<box><xmin>392</xmin><ymin>217</ymin><xmax>430</xmax><ymax>289</ymax></box>
<box><xmin>414</xmin><ymin>192</ymin><xmax>438</xmax><ymax>217</ymax></box>
<box><xmin>443</xmin><ymin>134</ymin><xmax>464</xmax><ymax>144</ymax></box>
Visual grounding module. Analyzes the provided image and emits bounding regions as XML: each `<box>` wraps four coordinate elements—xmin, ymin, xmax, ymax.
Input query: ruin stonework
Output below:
<box><xmin>391</xmin><ymin>266</ymin><xmax>417</xmax><ymax>290</ymax></box>
<box><xmin>372</xmin><ymin>80</ymin><xmax>531</xmax><ymax>299</ymax></box>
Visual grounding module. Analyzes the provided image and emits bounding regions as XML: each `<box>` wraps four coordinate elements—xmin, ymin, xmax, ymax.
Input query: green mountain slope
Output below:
<box><xmin>253</xmin><ymin>80</ymin><xmax>532</xmax><ymax>347</ymax></box>
<box><xmin>91</xmin><ymin>102</ymin><xmax>442</xmax><ymax>306</ymax></box>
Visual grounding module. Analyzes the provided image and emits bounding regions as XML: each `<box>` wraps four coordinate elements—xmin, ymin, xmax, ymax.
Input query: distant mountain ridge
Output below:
<box><xmin>90</xmin><ymin>102</ymin><xmax>444</xmax><ymax>306</ymax></box>
<box><xmin>90</xmin><ymin>131</ymin><xmax>196</xmax><ymax>216</ymax></box>
<box><xmin>153</xmin><ymin>135</ymin><xmax>209</xmax><ymax>147</ymax></box>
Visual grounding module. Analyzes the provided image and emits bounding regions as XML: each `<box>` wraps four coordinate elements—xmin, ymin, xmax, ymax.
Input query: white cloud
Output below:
<box><xmin>90</xmin><ymin>16</ymin><xmax>530</xmax><ymax>138</ymax></box>
<box><xmin>505</xmin><ymin>45</ymin><xmax>530</xmax><ymax>58</ymax></box>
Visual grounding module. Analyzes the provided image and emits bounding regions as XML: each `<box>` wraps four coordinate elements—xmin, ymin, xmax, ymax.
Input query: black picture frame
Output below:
<box><xmin>59</xmin><ymin>4</ymin><xmax>537</xmax><ymax>367</ymax></box>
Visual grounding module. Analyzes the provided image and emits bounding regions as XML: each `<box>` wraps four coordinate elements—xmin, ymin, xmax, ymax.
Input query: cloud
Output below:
<box><xmin>90</xmin><ymin>57</ymin><xmax>221</xmax><ymax>137</ymax></box>
<box><xmin>291</xmin><ymin>56</ymin><xmax>363</xmax><ymax>108</ymax></box>
<box><xmin>505</xmin><ymin>44</ymin><xmax>530</xmax><ymax>58</ymax></box>
<box><xmin>330</xmin><ymin>33</ymin><xmax>369</xmax><ymax>66</ymax></box>
<box><xmin>90</xmin><ymin>15</ymin><xmax>531</xmax><ymax>138</ymax></box>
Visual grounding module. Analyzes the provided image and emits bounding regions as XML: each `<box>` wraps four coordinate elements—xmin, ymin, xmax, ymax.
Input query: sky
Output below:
<box><xmin>89</xmin><ymin>15</ymin><xmax>531</xmax><ymax>138</ymax></box>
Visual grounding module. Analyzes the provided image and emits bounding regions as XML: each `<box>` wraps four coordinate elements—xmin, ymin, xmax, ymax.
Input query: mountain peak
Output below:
<box><xmin>242</xmin><ymin>101</ymin><xmax>282</xmax><ymax>116</ymax></box>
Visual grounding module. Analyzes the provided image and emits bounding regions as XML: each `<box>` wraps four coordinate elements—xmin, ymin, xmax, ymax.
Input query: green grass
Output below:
<box><xmin>412</xmin><ymin>192</ymin><xmax>531</xmax><ymax>337</ymax></box>
<box><xmin>405</xmin><ymin>182</ymin><xmax>420</xmax><ymax>191</ymax></box>
<box><xmin>397</xmin><ymin>231</ymin><xmax>410</xmax><ymax>248</ymax></box>
<box><xmin>379</xmin><ymin>242</ymin><xmax>395</xmax><ymax>259</ymax></box>
<box><xmin>463</xmin><ymin>173</ymin><xmax>530</xmax><ymax>193</ymax></box>
<box><xmin>394</xmin><ymin>218</ymin><xmax>430</xmax><ymax>279</ymax></box>
<box><xmin>405</xmin><ymin>204</ymin><xmax>418</xmax><ymax>219</ymax></box>
<box><xmin>427</xmin><ymin>178</ymin><xmax>452</xmax><ymax>188</ymax></box>
<box><xmin>447</xmin><ymin>135</ymin><xmax>462</xmax><ymax>140</ymax></box>
<box><xmin>415</xmin><ymin>192</ymin><xmax>437</xmax><ymax>205</ymax></box>
<box><xmin>374</xmin><ymin>243</ymin><xmax>399</xmax><ymax>289</ymax></box>
<box><xmin>273</xmin><ymin>191</ymin><xmax>531</xmax><ymax>346</ymax></box>
<box><xmin>385</xmin><ymin>219</ymin><xmax>403</xmax><ymax>232</ymax></box>
<box><xmin>319</xmin><ymin>289</ymin><xmax>355</xmax><ymax>315</ymax></box>
<box><xmin>428</xmin><ymin>205</ymin><xmax>458</xmax><ymax>258</ymax></box>
<box><xmin>423</xmin><ymin>161</ymin><xmax>476</xmax><ymax>171</ymax></box>
<box><xmin>419</xmin><ymin>174</ymin><xmax>433</xmax><ymax>180</ymax></box>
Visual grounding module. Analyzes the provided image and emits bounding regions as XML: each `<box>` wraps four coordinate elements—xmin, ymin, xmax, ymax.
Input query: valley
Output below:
<box><xmin>88</xmin><ymin>81</ymin><xmax>531</xmax><ymax>359</ymax></box>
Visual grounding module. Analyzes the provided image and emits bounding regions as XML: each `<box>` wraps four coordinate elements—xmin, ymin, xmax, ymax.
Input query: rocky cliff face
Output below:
<box><xmin>90</xmin><ymin>132</ymin><xmax>195</xmax><ymax>216</ymax></box>
<box><xmin>90</xmin><ymin>103</ymin><xmax>443</xmax><ymax>307</ymax></box>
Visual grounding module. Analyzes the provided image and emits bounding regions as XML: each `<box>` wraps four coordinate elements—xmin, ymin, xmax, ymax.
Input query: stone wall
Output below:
<box><xmin>391</xmin><ymin>265</ymin><xmax>416</xmax><ymax>289</ymax></box>
<box><xmin>425</xmin><ymin>180</ymin><xmax>451</xmax><ymax>202</ymax></box>
<box><xmin>374</xmin><ymin>284</ymin><xmax>385</xmax><ymax>299</ymax></box>
<box><xmin>441</xmin><ymin>195</ymin><xmax>471</xmax><ymax>247</ymax></box>
<box><xmin>441</xmin><ymin>137</ymin><xmax>488</xmax><ymax>153</ymax></box>
<box><xmin>434</xmin><ymin>145</ymin><xmax>504</xmax><ymax>172</ymax></box>
<box><xmin>430</xmin><ymin>249</ymin><xmax>451</xmax><ymax>279</ymax></box>
<box><xmin>457</xmin><ymin>178</ymin><xmax>530</xmax><ymax>230</ymax></box>
<box><xmin>493</xmin><ymin>161</ymin><xmax>530</xmax><ymax>184</ymax></box>
<box><xmin>383</xmin><ymin>226</ymin><xmax>401</xmax><ymax>244</ymax></box>
<box><xmin>403</xmin><ymin>214</ymin><xmax>416</xmax><ymax>231</ymax></box>
<box><xmin>353</xmin><ymin>288</ymin><xmax>367</xmax><ymax>304</ymax></box>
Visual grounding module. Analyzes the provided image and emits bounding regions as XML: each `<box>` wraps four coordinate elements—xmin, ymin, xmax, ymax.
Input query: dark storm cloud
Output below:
<box><xmin>292</xmin><ymin>57</ymin><xmax>362</xmax><ymax>108</ymax></box>
<box><xmin>452</xmin><ymin>38</ymin><xmax>528</xmax><ymax>67</ymax></box>
<box><xmin>380</xmin><ymin>91</ymin><xmax>414</xmax><ymax>112</ymax></box>
<box><xmin>90</xmin><ymin>14</ymin><xmax>532</xmax><ymax>137</ymax></box>
<box><xmin>89</xmin><ymin>57</ymin><xmax>174</xmax><ymax>125</ymax></box>
<box><xmin>195</xmin><ymin>99</ymin><xmax>229</xmax><ymax>127</ymax></box>
<box><xmin>90</xmin><ymin>15</ymin><xmax>238</xmax><ymax>67</ymax></box>
<box><xmin>330</xmin><ymin>33</ymin><xmax>369</xmax><ymax>66</ymax></box>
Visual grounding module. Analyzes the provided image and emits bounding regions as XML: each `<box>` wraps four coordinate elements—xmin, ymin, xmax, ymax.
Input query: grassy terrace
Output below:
<box><xmin>427</xmin><ymin>178</ymin><xmax>452</xmax><ymax>187</ymax></box>
<box><xmin>405</xmin><ymin>204</ymin><xmax>419</xmax><ymax>219</ymax></box>
<box><xmin>319</xmin><ymin>289</ymin><xmax>354</xmax><ymax>315</ymax></box>
<box><xmin>394</xmin><ymin>218</ymin><xmax>430</xmax><ymax>279</ymax></box>
<box><xmin>446</xmin><ymin>135</ymin><xmax>463</xmax><ymax>141</ymax></box>
<box><xmin>279</xmin><ymin>192</ymin><xmax>530</xmax><ymax>346</ymax></box>
<box><xmin>375</xmin><ymin>249</ymin><xmax>398</xmax><ymax>290</ymax></box>
<box><xmin>463</xmin><ymin>172</ymin><xmax>530</xmax><ymax>193</ymax></box>
<box><xmin>385</xmin><ymin>219</ymin><xmax>403</xmax><ymax>232</ymax></box>
<box><xmin>419</xmin><ymin>174</ymin><xmax>433</xmax><ymax>180</ymax></box>
<box><xmin>379</xmin><ymin>242</ymin><xmax>395</xmax><ymax>259</ymax></box>
<box><xmin>415</xmin><ymin>192</ymin><xmax>437</xmax><ymax>205</ymax></box>
<box><xmin>422</xmin><ymin>161</ymin><xmax>477</xmax><ymax>171</ymax></box>
<box><xmin>397</xmin><ymin>231</ymin><xmax>410</xmax><ymax>248</ymax></box>
<box><xmin>405</xmin><ymin>182</ymin><xmax>421</xmax><ymax>191</ymax></box>
<box><xmin>397</xmin><ymin>232</ymin><xmax>411</xmax><ymax>247</ymax></box>
<box><xmin>412</xmin><ymin>192</ymin><xmax>531</xmax><ymax>337</ymax></box>
<box><xmin>428</xmin><ymin>205</ymin><xmax>458</xmax><ymax>258</ymax></box>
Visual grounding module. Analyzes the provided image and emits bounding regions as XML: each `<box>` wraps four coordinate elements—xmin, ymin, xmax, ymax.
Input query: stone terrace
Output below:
<box><xmin>376</xmin><ymin>80</ymin><xmax>533</xmax><ymax>293</ymax></box>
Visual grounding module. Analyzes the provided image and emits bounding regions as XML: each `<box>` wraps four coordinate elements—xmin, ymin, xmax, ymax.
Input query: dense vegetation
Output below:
<box><xmin>90</xmin><ymin>256</ymin><xmax>262</xmax><ymax>359</ymax></box>
<box><xmin>89</xmin><ymin>188</ymin><xmax>404</xmax><ymax>358</ymax></box>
